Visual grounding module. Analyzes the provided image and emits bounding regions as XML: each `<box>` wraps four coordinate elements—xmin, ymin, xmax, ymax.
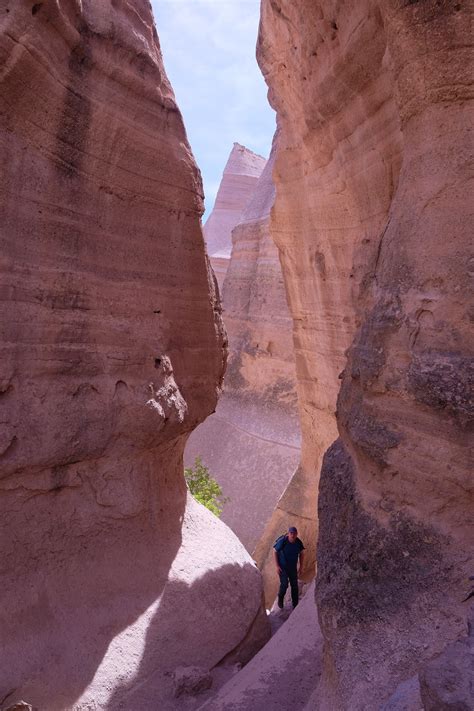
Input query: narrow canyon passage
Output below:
<box><xmin>1</xmin><ymin>2</ymin><xmax>472</xmax><ymax>711</ymax></box>
<box><xmin>184</xmin><ymin>142</ymin><xmax>303</xmax><ymax>560</ymax></box>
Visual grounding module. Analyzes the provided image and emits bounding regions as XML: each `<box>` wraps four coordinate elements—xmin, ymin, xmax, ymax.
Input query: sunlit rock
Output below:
<box><xmin>257</xmin><ymin>0</ymin><xmax>473</xmax><ymax>707</ymax></box>
<box><xmin>203</xmin><ymin>142</ymin><xmax>266</xmax><ymax>289</ymax></box>
<box><xmin>186</xmin><ymin>144</ymin><xmax>300</xmax><ymax>563</ymax></box>
<box><xmin>0</xmin><ymin>2</ymin><xmax>269</xmax><ymax>708</ymax></box>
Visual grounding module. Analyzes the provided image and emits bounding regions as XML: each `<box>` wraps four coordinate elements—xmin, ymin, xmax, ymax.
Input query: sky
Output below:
<box><xmin>151</xmin><ymin>0</ymin><xmax>276</xmax><ymax>219</ymax></box>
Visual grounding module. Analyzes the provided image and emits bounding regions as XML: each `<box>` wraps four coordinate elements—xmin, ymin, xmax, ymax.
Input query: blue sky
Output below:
<box><xmin>151</xmin><ymin>0</ymin><xmax>275</xmax><ymax>219</ymax></box>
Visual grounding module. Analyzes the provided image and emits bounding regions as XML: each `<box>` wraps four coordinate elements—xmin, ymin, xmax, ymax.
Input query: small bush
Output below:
<box><xmin>184</xmin><ymin>456</ymin><xmax>229</xmax><ymax>517</ymax></box>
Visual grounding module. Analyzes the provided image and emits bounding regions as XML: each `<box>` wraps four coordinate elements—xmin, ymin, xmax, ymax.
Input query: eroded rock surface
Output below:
<box><xmin>203</xmin><ymin>142</ymin><xmax>266</xmax><ymax>289</ymax></box>
<box><xmin>199</xmin><ymin>581</ymin><xmax>323</xmax><ymax>711</ymax></box>
<box><xmin>419</xmin><ymin>610</ymin><xmax>474</xmax><ymax>711</ymax></box>
<box><xmin>186</xmin><ymin>145</ymin><xmax>300</xmax><ymax>557</ymax></box>
<box><xmin>258</xmin><ymin>0</ymin><xmax>473</xmax><ymax>708</ymax></box>
<box><xmin>173</xmin><ymin>666</ymin><xmax>213</xmax><ymax>699</ymax></box>
<box><xmin>0</xmin><ymin>2</ymin><xmax>268</xmax><ymax>709</ymax></box>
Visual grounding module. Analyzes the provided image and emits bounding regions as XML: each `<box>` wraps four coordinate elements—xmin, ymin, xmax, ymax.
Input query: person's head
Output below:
<box><xmin>288</xmin><ymin>526</ymin><xmax>297</xmax><ymax>543</ymax></box>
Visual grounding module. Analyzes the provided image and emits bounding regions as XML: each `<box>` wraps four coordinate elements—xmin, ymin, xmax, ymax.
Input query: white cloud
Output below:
<box><xmin>151</xmin><ymin>0</ymin><xmax>275</xmax><ymax>217</ymax></box>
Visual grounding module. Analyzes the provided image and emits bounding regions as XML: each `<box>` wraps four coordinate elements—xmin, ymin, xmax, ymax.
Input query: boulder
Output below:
<box><xmin>199</xmin><ymin>581</ymin><xmax>323</xmax><ymax>711</ymax></box>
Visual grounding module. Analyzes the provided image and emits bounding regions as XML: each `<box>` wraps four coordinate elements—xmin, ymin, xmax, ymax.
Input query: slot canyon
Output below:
<box><xmin>0</xmin><ymin>1</ymin><xmax>472</xmax><ymax>711</ymax></box>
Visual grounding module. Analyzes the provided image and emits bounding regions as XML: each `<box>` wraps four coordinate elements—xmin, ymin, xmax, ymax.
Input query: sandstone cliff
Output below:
<box><xmin>258</xmin><ymin>1</ymin><xmax>473</xmax><ymax>708</ymax></box>
<box><xmin>203</xmin><ymin>142</ymin><xmax>265</xmax><ymax>289</ymax></box>
<box><xmin>0</xmin><ymin>2</ymin><xmax>268</xmax><ymax>709</ymax></box>
<box><xmin>185</xmin><ymin>144</ymin><xmax>300</xmax><ymax>556</ymax></box>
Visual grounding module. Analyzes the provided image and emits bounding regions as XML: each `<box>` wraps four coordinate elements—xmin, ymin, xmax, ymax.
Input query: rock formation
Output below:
<box><xmin>203</xmin><ymin>142</ymin><xmax>266</xmax><ymax>289</ymax></box>
<box><xmin>257</xmin><ymin>0</ymin><xmax>473</xmax><ymax>708</ymax></box>
<box><xmin>185</xmin><ymin>145</ymin><xmax>301</xmax><ymax>556</ymax></box>
<box><xmin>199</xmin><ymin>582</ymin><xmax>323</xmax><ymax>711</ymax></box>
<box><xmin>418</xmin><ymin>609</ymin><xmax>474</xmax><ymax>711</ymax></box>
<box><xmin>0</xmin><ymin>2</ymin><xmax>269</xmax><ymax>709</ymax></box>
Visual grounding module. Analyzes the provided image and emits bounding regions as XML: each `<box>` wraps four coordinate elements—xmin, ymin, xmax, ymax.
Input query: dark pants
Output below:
<box><xmin>278</xmin><ymin>568</ymin><xmax>299</xmax><ymax>608</ymax></box>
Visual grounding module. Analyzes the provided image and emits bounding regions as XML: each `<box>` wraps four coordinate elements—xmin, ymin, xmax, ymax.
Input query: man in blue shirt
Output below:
<box><xmin>273</xmin><ymin>525</ymin><xmax>305</xmax><ymax>610</ymax></box>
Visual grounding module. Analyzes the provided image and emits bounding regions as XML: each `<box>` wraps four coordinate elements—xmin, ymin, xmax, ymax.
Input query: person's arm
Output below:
<box><xmin>298</xmin><ymin>549</ymin><xmax>305</xmax><ymax>576</ymax></box>
<box><xmin>273</xmin><ymin>548</ymin><xmax>282</xmax><ymax>575</ymax></box>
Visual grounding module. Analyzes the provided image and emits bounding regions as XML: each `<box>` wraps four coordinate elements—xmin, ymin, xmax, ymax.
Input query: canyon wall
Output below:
<box><xmin>186</xmin><ymin>145</ymin><xmax>300</xmax><ymax>555</ymax></box>
<box><xmin>258</xmin><ymin>1</ymin><xmax>473</xmax><ymax>708</ymax></box>
<box><xmin>203</xmin><ymin>142</ymin><xmax>265</xmax><ymax>289</ymax></box>
<box><xmin>0</xmin><ymin>2</ymin><xmax>269</xmax><ymax>709</ymax></box>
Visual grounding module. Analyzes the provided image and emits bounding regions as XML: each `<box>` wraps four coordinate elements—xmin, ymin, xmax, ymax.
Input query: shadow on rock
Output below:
<box><xmin>106</xmin><ymin>561</ymin><xmax>269</xmax><ymax>710</ymax></box>
<box><xmin>1</xmin><ymin>446</ymin><xmax>185</xmax><ymax>711</ymax></box>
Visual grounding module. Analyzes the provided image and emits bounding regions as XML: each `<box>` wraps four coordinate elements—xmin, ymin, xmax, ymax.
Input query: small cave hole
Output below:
<box><xmin>114</xmin><ymin>380</ymin><xmax>128</xmax><ymax>399</ymax></box>
<box><xmin>330</xmin><ymin>20</ymin><xmax>338</xmax><ymax>30</ymax></box>
<box><xmin>31</xmin><ymin>3</ymin><xmax>42</xmax><ymax>15</ymax></box>
<box><xmin>0</xmin><ymin>383</ymin><xmax>13</xmax><ymax>396</ymax></box>
<box><xmin>154</xmin><ymin>357</ymin><xmax>162</xmax><ymax>368</ymax></box>
<box><xmin>153</xmin><ymin>309</ymin><xmax>161</xmax><ymax>314</ymax></box>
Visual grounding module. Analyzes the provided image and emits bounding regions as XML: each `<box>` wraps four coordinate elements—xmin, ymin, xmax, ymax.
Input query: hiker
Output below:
<box><xmin>273</xmin><ymin>526</ymin><xmax>305</xmax><ymax>610</ymax></box>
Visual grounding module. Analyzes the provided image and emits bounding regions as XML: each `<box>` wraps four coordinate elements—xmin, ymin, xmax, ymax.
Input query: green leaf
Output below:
<box><xmin>184</xmin><ymin>456</ymin><xmax>229</xmax><ymax>518</ymax></box>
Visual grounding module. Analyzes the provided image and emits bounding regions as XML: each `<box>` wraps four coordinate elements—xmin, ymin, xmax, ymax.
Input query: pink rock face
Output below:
<box><xmin>185</xmin><ymin>145</ymin><xmax>301</xmax><ymax>559</ymax></box>
<box><xmin>0</xmin><ymin>2</ymin><xmax>269</xmax><ymax>709</ymax></box>
<box><xmin>258</xmin><ymin>1</ymin><xmax>473</xmax><ymax>708</ymax></box>
<box><xmin>223</xmin><ymin>148</ymin><xmax>296</xmax><ymax>406</ymax></box>
<box><xmin>203</xmin><ymin>143</ymin><xmax>266</xmax><ymax>289</ymax></box>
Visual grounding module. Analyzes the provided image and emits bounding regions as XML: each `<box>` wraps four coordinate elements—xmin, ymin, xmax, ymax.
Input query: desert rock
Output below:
<box><xmin>0</xmin><ymin>2</ymin><xmax>268</xmax><ymax>709</ymax></box>
<box><xmin>185</xmin><ymin>144</ymin><xmax>301</xmax><ymax>560</ymax></box>
<box><xmin>198</xmin><ymin>581</ymin><xmax>323</xmax><ymax>711</ymax></box>
<box><xmin>419</xmin><ymin>612</ymin><xmax>474</xmax><ymax>711</ymax></box>
<box><xmin>258</xmin><ymin>0</ymin><xmax>473</xmax><ymax>708</ymax></box>
<box><xmin>203</xmin><ymin>142</ymin><xmax>266</xmax><ymax>289</ymax></box>
<box><xmin>379</xmin><ymin>677</ymin><xmax>423</xmax><ymax>711</ymax></box>
<box><xmin>173</xmin><ymin>666</ymin><xmax>213</xmax><ymax>698</ymax></box>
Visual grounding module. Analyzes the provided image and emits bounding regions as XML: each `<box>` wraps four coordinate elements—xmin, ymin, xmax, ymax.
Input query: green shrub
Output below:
<box><xmin>184</xmin><ymin>456</ymin><xmax>229</xmax><ymax>517</ymax></box>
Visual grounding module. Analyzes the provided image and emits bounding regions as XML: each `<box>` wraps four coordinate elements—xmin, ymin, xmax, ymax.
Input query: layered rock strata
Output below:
<box><xmin>258</xmin><ymin>1</ymin><xmax>473</xmax><ymax>708</ymax></box>
<box><xmin>203</xmin><ymin>142</ymin><xmax>266</xmax><ymax>289</ymax></box>
<box><xmin>185</xmin><ymin>146</ymin><xmax>301</xmax><ymax>555</ymax></box>
<box><xmin>0</xmin><ymin>2</ymin><xmax>269</xmax><ymax>709</ymax></box>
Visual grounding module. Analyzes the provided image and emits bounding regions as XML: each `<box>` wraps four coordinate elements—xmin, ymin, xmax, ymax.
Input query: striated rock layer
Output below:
<box><xmin>185</xmin><ymin>144</ymin><xmax>301</xmax><ymax>557</ymax></box>
<box><xmin>203</xmin><ymin>142</ymin><xmax>265</xmax><ymax>289</ymax></box>
<box><xmin>258</xmin><ymin>1</ymin><xmax>473</xmax><ymax>708</ymax></box>
<box><xmin>0</xmin><ymin>2</ymin><xmax>269</xmax><ymax>709</ymax></box>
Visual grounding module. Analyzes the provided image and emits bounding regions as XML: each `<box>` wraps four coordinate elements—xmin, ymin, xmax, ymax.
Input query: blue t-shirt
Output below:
<box><xmin>274</xmin><ymin>536</ymin><xmax>305</xmax><ymax>572</ymax></box>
